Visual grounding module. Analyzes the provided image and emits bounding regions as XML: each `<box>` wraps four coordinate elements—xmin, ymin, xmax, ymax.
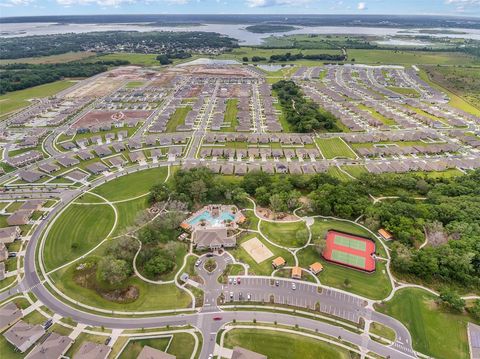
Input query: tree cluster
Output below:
<box><xmin>272</xmin><ymin>80</ymin><xmax>339</xmax><ymax>132</ymax></box>
<box><xmin>0</xmin><ymin>61</ymin><xmax>128</xmax><ymax>94</ymax></box>
<box><xmin>96</xmin><ymin>236</ymin><xmax>138</xmax><ymax>286</ymax></box>
<box><xmin>269</xmin><ymin>52</ymin><xmax>346</xmax><ymax>62</ymax></box>
<box><xmin>0</xmin><ymin>31</ymin><xmax>238</xmax><ymax>59</ymax></box>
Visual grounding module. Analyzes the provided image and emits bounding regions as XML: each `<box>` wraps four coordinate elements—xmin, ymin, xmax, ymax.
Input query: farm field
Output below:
<box><xmin>375</xmin><ymin>288</ymin><xmax>478</xmax><ymax>359</ymax></box>
<box><xmin>0</xmin><ymin>80</ymin><xmax>77</xmax><ymax>120</ymax></box>
<box><xmin>43</xmin><ymin>203</ymin><xmax>116</xmax><ymax>271</ymax></box>
<box><xmin>315</xmin><ymin>137</ymin><xmax>357</xmax><ymax>159</ymax></box>
<box><xmin>223</xmin><ymin>328</ymin><xmax>352</xmax><ymax>359</ymax></box>
<box><xmin>85</xmin><ymin>53</ymin><xmax>160</xmax><ymax>66</ymax></box>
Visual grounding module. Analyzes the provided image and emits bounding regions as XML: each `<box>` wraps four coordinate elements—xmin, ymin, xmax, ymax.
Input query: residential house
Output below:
<box><xmin>137</xmin><ymin>345</ymin><xmax>176</xmax><ymax>359</ymax></box>
<box><xmin>3</xmin><ymin>320</ymin><xmax>45</xmax><ymax>353</ymax></box>
<box><xmin>25</xmin><ymin>332</ymin><xmax>73</xmax><ymax>359</ymax></box>
<box><xmin>0</xmin><ymin>302</ymin><xmax>23</xmax><ymax>332</ymax></box>
<box><xmin>0</xmin><ymin>226</ymin><xmax>21</xmax><ymax>244</ymax></box>
<box><xmin>231</xmin><ymin>347</ymin><xmax>267</xmax><ymax>359</ymax></box>
<box><xmin>73</xmin><ymin>341</ymin><xmax>111</xmax><ymax>359</ymax></box>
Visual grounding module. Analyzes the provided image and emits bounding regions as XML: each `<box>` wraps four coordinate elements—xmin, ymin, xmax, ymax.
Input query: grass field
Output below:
<box><xmin>86</xmin><ymin>53</ymin><xmax>160</xmax><ymax>66</ymax></box>
<box><xmin>420</xmin><ymin>67</ymin><xmax>480</xmax><ymax>117</ymax></box>
<box><xmin>223</xmin><ymin>328</ymin><xmax>352</xmax><ymax>359</ymax></box>
<box><xmin>341</xmin><ymin>165</ymin><xmax>368</xmax><ymax>179</ymax></box>
<box><xmin>0</xmin><ymin>51</ymin><xmax>96</xmax><ymax>65</ymax></box>
<box><xmin>43</xmin><ymin>203</ymin><xmax>115</xmax><ymax>271</ymax></box>
<box><xmin>347</xmin><ymin>49</ymin><xmax>479</xmax><ymax>66</ymax></box>
<box><xmin>326</xmin><ymin>166</ymin><xmax>353</xmax><ymax>182</ymax></box>
<box><xmin>260</xmin><ymin>220</ymin><xmax>308</xmax><ymax>247</ymax></box>
<box><xmin>316</xmin><ymin>137</ymin><xmax>357</xmax><ymax>159</ymax></box>
<box><xmin>357</xmin><ymin>104</ymin><xmax>396</xmax><ymax>126</ymax></box>
<box><xmin>298</xmin><ymin>245</ymin><xmax>391</xmax><ymax>299</ymax></box>
<box><xmin>387</xmin><ymin>86</ymin><xmax>420</xmax><ymax>98</ymax></box>
<box><xmin>375</xmin><ymin>288</ymin><xmax>478</xmax><ymax>359</ymax></box>
<box><xmin>221</xmin><ymin>99</ymin><xmax>239</xmax><ymax>132</ymax></box>
<box><xmin>166</xmin><ymin>106</ymin><xmax>192</xmax><ymax>132</ymax></box>
<box><xmin>92</xmin><ymin>166</ymin><xmax>168</xmax><ymax>201</ymax></box>
<box><xmin>113</xmin><ymin>196</ymin><xmax>149</xmax><ymax>236</ymax></box>
<box><xmin>230</xmin><ymin>233</ymin><xmax>294</xmax><ymax>276</ymax></box>
<box><xmin>0</xmin><ymin>80</ymin><xmax>77</xmax><ymax>120</ymax></box>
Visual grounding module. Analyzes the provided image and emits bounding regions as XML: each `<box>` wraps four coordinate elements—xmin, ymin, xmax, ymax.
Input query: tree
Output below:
<box><xmin>105</xmin><ymin>236</ymin><xmax>138</xmax><ymax>262</ymax></box>
<box><xmin>144</xmin><ymin>254</ymin><xmax>175</xmax><ymax>277</ymax></box>
<box><xmin>269</xmin><ymin>194</ymin><xmax>284</xmax><ymax>219</ymax></box>
<box><xmin>242</xmin><ymin>56</ymin><xmax>249</xmax><ymax>62</ymax></box>
<box><xmin>343</xmin><ymin>278</ymin><xmax>351</xmax><ymax>287</ymax></box>
<box><xmin>149</xmin><ymin>183</ymin><xmax>170</xmax><ymax>204</ymax></box>
<box><xmin>157</xmin><ymin>55</ymin><xmax>172</xmax><ymax>65</ymax></box>
<box><xmin>438</xmin><ymin>288</ymin><xmax>465</xmax><ymax>312</ymax></box>
<box><xmin>97</xmin><ymin>256</ymin><xmax>131</xmax><ymax>286</ymax></box>
<box><xmin>468</xmin><ymin>300</ymin><xmax>480</xmax><ymax>319</ymax></box>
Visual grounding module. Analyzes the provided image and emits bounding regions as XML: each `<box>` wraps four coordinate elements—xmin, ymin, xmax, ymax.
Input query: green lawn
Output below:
<box><xmin>119</xmin><ymin>333</ymin><xmax>196</xmax><ymax>359</ymax></box>
<box><xmin>166</xmin><ymin>106</ymin><xmax>192</xmax><ymax>133</ymax></box>
<box><xmin>369</xmin><ymin>322</ymin><xmax>396</xmax><ymax>342</ymax></box>
<box><xmin>125</xmin><ymin>81</ymin><xmax>145</xmax><ymax>88</ymax></box>
<box><xmin>92</xmin><ymin>166</ymin><xmax>168</xmax><ymax>201</ymax></box>
<box><xmin>223</xmin><ymin>328</ymin><xmax>352</xmax><ymax>359</ymax></box>
<box><xmin>119</xmin><ymin>337</ymin><xmax>170</xmax><ymax>359</ymax></box>
<box><xmin>375</xmin><ymin>288</ymin><xmax>478</xmax><ymax>359</ymax></box>
<box><xmin>0</xmin><ymin>80</ymin><xmax>77</xmax><ymax>120</ymax></box>
<box><xmin>341</xmin><ymin>165</ymin><xmax>368</xmax><ymax>179</ymax></box>
<box><xmin>113</xmin><ymin>196</ymin><xmax>149</xmax><ymax>236</ymax></box>
<box><xmin>297</xmin><ymin>246</ymin><xmax>391</xmax><ymax>300</ymax></box>
<box><xmin>315</xmin><ymin>138</ymin><xmax>357</xmax><ymax>159</ymax></box>
<box><xmin>43</xmin><ymin>203</ymin><xmax>116</xmax><ymax>271</ymax></box>
<box><xmin>326</xmin><ymin>167</ymin><xmax>353</xmax><ymax>182</ymax></box>
<box><xmin>260</xmin><ymin>220</ymin><xmax>308</xmax><ymax>247</ymax></box>
<box><xmin>357</xmin><ymin>104</ymin><xmax>397</xmax><ymax>126</ymax></box>
<box><xmin>221</xmin><ymin>99</ymin><xmax>239</xmax><ymax>132</ymax></box>
<box><xmin>230</xmin><ymin>233</ymin><xmax>294</xmax><ymax>276</ymax></box>
<box><xmin>65</xmin><ymin>333</ymin><xmax>110</xmax><ymax>357</ymax></box>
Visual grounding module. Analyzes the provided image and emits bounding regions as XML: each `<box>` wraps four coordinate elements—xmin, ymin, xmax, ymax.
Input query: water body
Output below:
<box><xmin>2</xmin><ymin>22</ymin><xmax>480</xmax><ymax>45</ymax></box>
<box><xmin>375</xmin><ymin>39</ymin><xmax>433</xmax><ymax>46</ymax></box>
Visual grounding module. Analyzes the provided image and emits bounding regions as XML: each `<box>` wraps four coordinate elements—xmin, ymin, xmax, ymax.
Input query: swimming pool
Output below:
<box><xmin>187</xmin><ymin>210</ymin><xmax>235</xmax><ymax>227</ymax></box>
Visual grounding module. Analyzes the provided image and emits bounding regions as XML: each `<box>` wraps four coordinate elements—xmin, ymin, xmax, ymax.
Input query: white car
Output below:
<box><xmin>195</xmin><ymin>259</ymin><xmax>202</xmax><ymax>267</ymax></box>
<box><xmin>247</xmin><ymin>293</ymin><xmax>251</xmax><ymax>300</ymax></box>
<box><xmin>292</xmin><ymin>283</ymin><xmax>296</xmax><ymax>290</ymax></box>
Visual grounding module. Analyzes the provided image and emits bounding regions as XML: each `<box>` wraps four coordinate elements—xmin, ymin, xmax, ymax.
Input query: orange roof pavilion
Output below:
<box><xmin>378</xmin><ymin>229</ymin><xmax>393</xmax><ymax>240</ymax></box>
<box><xmin>291</xmin><ymin>266</ymin><xmax>302</xmax><ymax>279</ymax></box>
<box><xmin>272</xmin><ymin>256</ymin><xmax>286</xmax><ymax>268</ymax></box>
<box><xmin>309</xmin><ymin>262</ymin><xmax>324</xmax><ymax>274</ymax></box>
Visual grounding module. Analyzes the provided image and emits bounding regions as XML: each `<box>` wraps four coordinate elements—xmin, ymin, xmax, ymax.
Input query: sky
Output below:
<box><xmin>0</xmin><ymin>0</ymin><xmax>479</xmax><ymax>18</ymax></box>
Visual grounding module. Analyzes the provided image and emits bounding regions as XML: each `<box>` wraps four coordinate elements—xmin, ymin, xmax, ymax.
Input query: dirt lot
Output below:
<box><xmin>73</xmin><ymin>110</ymin><xmax>152</xmax><ymax>128</ymax></box>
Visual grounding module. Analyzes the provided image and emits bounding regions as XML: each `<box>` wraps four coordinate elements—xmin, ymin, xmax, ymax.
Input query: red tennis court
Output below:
<box><xmin>322</xmin><ymin>230</ymin><xmax>376</xmax><ymax>272</ymax></box>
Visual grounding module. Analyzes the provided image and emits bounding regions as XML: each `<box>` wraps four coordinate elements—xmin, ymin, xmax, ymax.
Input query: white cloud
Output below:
<box><xmin>246</xmin><ymin>0</ymin><xmax>310</xmax><ymax>7</ymax></box>
<box><xmin>445</xmin><ymin>0</ymin><xmax>480</xmax><ymax>12</ymax></box>
<box><xmin>357</xmin><ymin>1</ymin><xmax>366</xmax><ymax>10</ymax></box>
<box><xmin>0</xmin><ymin>0</ymin><xmax>33</xmax><ymax>6</ymax></box>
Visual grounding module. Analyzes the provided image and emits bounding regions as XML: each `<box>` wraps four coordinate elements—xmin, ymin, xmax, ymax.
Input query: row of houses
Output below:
<box><xmin>356</xmin><ymin>143</ymin><xmax>460</xmax><ymax>158</ymax></box>
<box><xmin>365</xmin><ymin>156</ymin><xmax>480</xmax><ymax>174</ymax></box>
<box><xmin>183</xmin><ymin>161</ymin><xmax>329</xmax><ymax>175</ymax></box>
<box><xmin>203</xmin><ymin>132</ymin><xmax>314</xmax><ymax>145</ymax></box>
<box><xmin>199</xmin><ymin>147</ymin><xmax>321</xmax><ymax>161</ymax></box>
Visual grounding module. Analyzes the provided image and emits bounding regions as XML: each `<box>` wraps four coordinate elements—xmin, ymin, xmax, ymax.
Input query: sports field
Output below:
<box><xmin>323</xmin><ymin>230</ymin><xmax>375</xmax><ymax>272</ymax></box>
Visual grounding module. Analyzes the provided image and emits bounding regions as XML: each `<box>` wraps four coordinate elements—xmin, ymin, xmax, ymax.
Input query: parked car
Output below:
<box><xmin>247</xmin><ymin>293</ymin><xmax>251</xmax><ymax>301</ymax></box>
<box><xmin>8</xmin><ymin>252</ymin><xmax>17</xmax><ymax>258</ymax></box>
<box><xmin>292</xmin><ymin>283</ymin><xmax>296</xmax><ymax>290</ymax></box>
<box><xmin>43</xmin><ymin>319</ymin><xmax>53</xmax><ymax>329</ymax></box>
<box><xmin>229</xmin><ymin>292</ymin><xmax>234</xmax><ymax>299</ymax></box>
<box><xmin>104</xmin><ymin>337</ymin><xmax>111</xmax><ymax>345</ymax></box>
<box><xmin>275</xmin><ymin>280</ymin><xmax>280</xmax><ymax>287</ymax></box>
<box><xmin>195</xmin><ymin>259</ymin><xmax>202</xmax><ymax>267</ymax></box>
<box><xmin>228</xmin><ymin>277</ymin><xmax>233</xmax><ymax>285</ymax></box>
<box><xmin>236</xmin><ymin>277</ymin><xmax>241</xmax><ymax>284</ymax></box>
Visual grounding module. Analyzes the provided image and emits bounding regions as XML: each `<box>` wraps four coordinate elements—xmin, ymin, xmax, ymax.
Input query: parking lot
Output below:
<box><xmin>222</xmin><ymin>276</ymin><xmax>363</xmax><ymax>323</ymax></box>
